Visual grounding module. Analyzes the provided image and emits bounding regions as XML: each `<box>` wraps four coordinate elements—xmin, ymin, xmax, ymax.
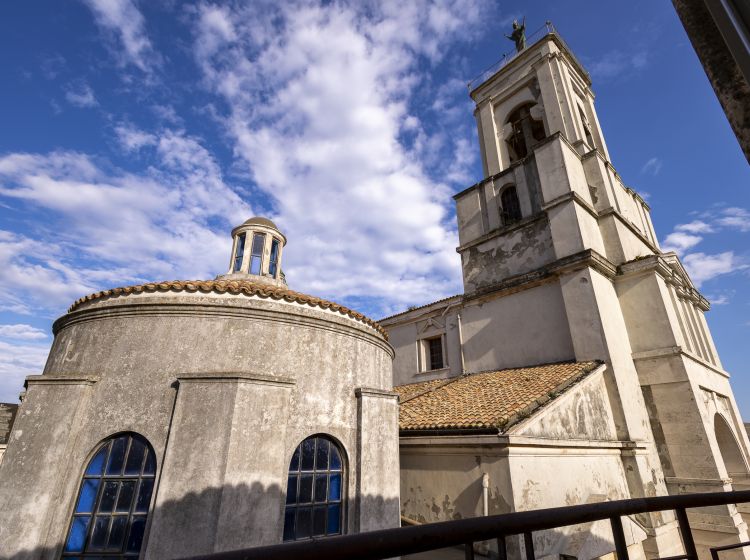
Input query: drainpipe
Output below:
<box><xmin>482</xmin><ymin>472</ymin><xmax>490</xmax><ymax>516</ymax></box>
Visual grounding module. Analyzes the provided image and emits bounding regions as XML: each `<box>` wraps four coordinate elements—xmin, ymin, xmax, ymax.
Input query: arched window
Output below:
<box><xmin>63</xmin><ymin>433</ymin><xmax>156</xmax><ymax>558</ymax></box>
<box><xmin>500</xmin><ymin>186</ymin><xmax>523</xmax><ymax>225</ymax></box>
<box><xmin>506</xmin><ymin>102</ymin><xmax>546</xmax><ymax>163</ymax></box>
<box><xmin>283</xmin><ymin>435</ymin><xmax>344</xmax><ymax>541</ymax></box>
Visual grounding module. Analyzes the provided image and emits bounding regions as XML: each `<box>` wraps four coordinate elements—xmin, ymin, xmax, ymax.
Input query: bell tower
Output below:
<box><xmin>456</xmin><ymin>28</ymin><xmax>658</xmax><ymax>294</ymax></box>
<box><xmin>451</xmin><ymin>25</ymin><xmax>750</xmax><ymax>557</ymax></box>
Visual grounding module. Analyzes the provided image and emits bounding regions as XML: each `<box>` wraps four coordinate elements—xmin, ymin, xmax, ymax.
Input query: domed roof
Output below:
<box><xmin>243</xmin><ymin>216</ymin><xmax>279</xmax><ymax>230</ymax></box>
<box><xmin>66</xmin><ymin>279</ymin><xmax>388</xmax><ymax>340</ymax></box>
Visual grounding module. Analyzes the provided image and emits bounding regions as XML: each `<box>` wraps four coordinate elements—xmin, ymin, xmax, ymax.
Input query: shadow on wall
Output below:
<box><xmin>1</xmin><ymin>482</ymin><xmax>400</xmax><ymax>560</ymax></box>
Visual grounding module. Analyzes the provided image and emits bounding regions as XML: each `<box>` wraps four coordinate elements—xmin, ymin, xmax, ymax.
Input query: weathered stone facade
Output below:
<box><xmin>382</xmin><ymin>32</ymin><xmax>750</xmax><ymax>560</ymax></box>
<box><xmin>0</xmin><ymin>220</ymin><xmax>399</xmax><ymax>558</ymax></box>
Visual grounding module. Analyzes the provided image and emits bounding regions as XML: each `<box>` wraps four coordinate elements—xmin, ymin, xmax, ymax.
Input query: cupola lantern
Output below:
<box><xmin>219</xmin><ymin>216</ymin><xmax>287</xmax><ymax>286</ymax></box>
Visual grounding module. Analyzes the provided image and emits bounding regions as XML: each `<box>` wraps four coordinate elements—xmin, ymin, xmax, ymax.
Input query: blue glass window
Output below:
<box><xmin>249</xmin><ymin>233</ymin><xmax>265</xmax><ymax>275</ymax></box>
<box><xmin>283</xmin><ymin>436</ymin><xmax>344</xmax><ymax>541</ymax></box>
<box><xmin>269</xmin><ymin>238</ymin><xmax>280</xmax><ymax>277</ymax></box>
<box><xmin>63</xmin><ymin>433</ymin><xmax>156</xmax><ymax>558</ymax></box>
<box><xmin>233</xmin><ymin>233</ymin><xmax>246</xmax><ymax>272</ymax></box>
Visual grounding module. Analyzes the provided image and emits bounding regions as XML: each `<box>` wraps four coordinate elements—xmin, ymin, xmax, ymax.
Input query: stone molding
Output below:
<box><xmin>24</xmin><ymin>374</ymin><xmax>100</xmax><ymax>387</ymax></box>
<box><xmin>176</xmin><ymin>373</ymin><xmax>296</xmax><ymax>387</ymax></box>
<box><xmin>355</xmin><ymin>387</ymin><xmax>398</xmax><ymax>400</ymax></box>
<box><xmin>55</xmin><ymin>300</ymin><xmax>394</xmax><ymax>357</ymax></box>
<box><xmin>64</xmin><ymin>279</ymin><xmax>387</xmax><ymax>340</ymax></box>
<box><xmin>632</xmin><ymin>346</ymin><xmax>729</xmax><ymax>379</ymax></box>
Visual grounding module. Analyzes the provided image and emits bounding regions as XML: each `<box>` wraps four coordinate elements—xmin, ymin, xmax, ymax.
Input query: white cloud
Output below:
<box><xmin>707</xmin><ymin>292</ymin><xmax>732</xmax><ymax>305</ymax></box>
<box><xmin>0</xmin><ymin>138</ymin><xmax>251</xmax><ymax>313</ymax></box>
<box><xmin>0</xmin><ymin>339</ymin><xmax>50</xmax><ymax>403</ymax></box>
<box><xmin>662</xmin><ymin>231</ymin><xmax>702</xmax><ymax>255</ymax></box>
<box><xmin>65</xmin><ymin>82</ymin><xmax>98</xmax><ymax>108</ymax></box>
<box><xmin>676</xmin><ymin>220</ymin><xmax>714</xmax><ymax>234</ymax></box>
<box><xmin>115</xmin><ymin>123</ymin><xmax>156</xmax><ymax>151</ymax></box>
<box><xmin>682</xmin><ymin>252</ymin><xmax>739</xmax><ymax>287</ymax></box>
<box><xmin>717</xmin><ymin>207</ymin><xmax>750</xmax><ymax>232</ymax></box>
<box><xmin>81</xmin><ymin>0</ymin><xmax>156</xmax><ymax>72</ymax></box>
<box><xmin>0</xmin><ymin>324</ymin><xmax>48</xmax><ymax>340</ymax></box>
<box><xmin>588</xmin><ymin>50</ymin><xmax>649</xmax><ymax>80</ymax></box>
<box><xmin>189</xmin><ymin>0</ymin><xmax>489</xmax><ymax>312</ymax></box>
<box><xmin>641</xmin><ymin>157</ymin><xmax>662</xmax><ymax>176</ymax></box>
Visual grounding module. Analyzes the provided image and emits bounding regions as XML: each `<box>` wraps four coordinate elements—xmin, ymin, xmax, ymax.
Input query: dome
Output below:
<box><xmin>242</xmin><ymin>216</ymin><xmax>279</xmax><ymax>230</ymax></box>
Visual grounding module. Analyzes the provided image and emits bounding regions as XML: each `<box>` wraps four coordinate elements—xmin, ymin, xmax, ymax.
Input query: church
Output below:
<box><xmin>0</xmin><ymin>28</ymin><xmax>749</xmax><ymax>560</ymax></box>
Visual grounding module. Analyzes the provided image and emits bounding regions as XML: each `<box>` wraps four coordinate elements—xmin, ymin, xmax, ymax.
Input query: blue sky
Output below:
<box><xmin>0</xmin><ymin>1</ymin><xmax>748</xmax><ymax>412</ymax></box>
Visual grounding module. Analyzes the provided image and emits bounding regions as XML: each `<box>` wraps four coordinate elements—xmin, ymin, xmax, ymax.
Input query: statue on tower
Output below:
<box><xmin>505</xmin><ymin>18</ymin><xmax>526</xmax><ymax>52</ymax></box>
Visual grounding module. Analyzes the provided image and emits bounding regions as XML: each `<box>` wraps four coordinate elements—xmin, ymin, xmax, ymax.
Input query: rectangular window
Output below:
<box><xmin>269</xmin><ymin>238</ymin><xmax>280</xmax><ymax>277</ymax></box>
<box><xmin>249</xmin><ymin>233</ymin><xmax>266</xmax><ymax>275</ymax></box>
<box><xmin>427</xmin><ymin>337</ymin><xmax>444</xmax><ymax>370</ymax></box>
<box><xmin>233</xmin><ymin>233</ymin><xmax>246</xmax><ymax>272</ymax></box>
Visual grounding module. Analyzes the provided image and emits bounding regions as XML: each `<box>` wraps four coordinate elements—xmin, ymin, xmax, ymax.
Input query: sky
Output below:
<box><xmin>0</xmin><ymin>1</ymin><xmax>748</xmax><ymax>412</ymax></box>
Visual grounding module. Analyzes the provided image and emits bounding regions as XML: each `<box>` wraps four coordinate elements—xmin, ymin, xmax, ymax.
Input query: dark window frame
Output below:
<box><xmin>233</xmin><ymin>233</ymin><xmax>246</xmax><ymax>272</ymax></box>
<box><xmin>283</xmin><ymin>435</ymin><xmax>345</xmax><ymax>541</ymax></box>
<box><xmin>269</xmin><ymin>238</ymin><xmax>280</xmax><ymax>278</ymax></box>
<box><xmin>249</xmin><ymin>233</ymin><xmax>266</xmax><ymax>275</ymax></box>
<box><xmin>423</xmin><ymin>335</ymin><xmax>445</xmax><ymax>371</ymax></box>
<box><xmin>500</xmin><ymin>186</ymin><xmax>523</xmax><ymax>225</ymax></box>
<box><xmin>62</xmin><ymin>433</ymin><xmax>156</xmax><ymax>558</ymax></box>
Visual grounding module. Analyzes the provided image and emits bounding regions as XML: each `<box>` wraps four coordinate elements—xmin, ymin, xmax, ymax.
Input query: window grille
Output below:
<box><xmin>501</xmin><ymin>186</ymin><xmax>523</xmax><ymax>225</ymax></box>
<box><xmin>428</xmin><ymin>337</ymin><xmax>444</xmax><ymax>370</ymax></box>
<box><xmin>283</xmin><ymin>436</ymin><xmax>344</xmax><ymax>541</ymax></box>
<box><xmin>63</xmin><ymin>433</ymin><xmax>156</xmax><ymax>558</ymax></box>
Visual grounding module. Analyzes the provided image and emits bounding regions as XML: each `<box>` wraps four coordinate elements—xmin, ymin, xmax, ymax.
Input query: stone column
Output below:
<box><xmin>355</xmin><ymin>387</ymin><xmax>400</xmax><ymax>533</ymax></box>
<box><xmin>145</xmin><ymin>374</ymin><xmax>295</xmax><ymax>559</ymax></box>
<box><xmin>0</xmin><ymin>375</ymin><xmax>98</xmax><ymax>558</ymax></box>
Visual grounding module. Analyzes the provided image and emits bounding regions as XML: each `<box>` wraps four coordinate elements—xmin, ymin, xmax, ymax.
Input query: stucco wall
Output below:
<box><xmin>0</xmin><ymin>291</ymin><xmax>398</xmax><ymax>559</ymax></box>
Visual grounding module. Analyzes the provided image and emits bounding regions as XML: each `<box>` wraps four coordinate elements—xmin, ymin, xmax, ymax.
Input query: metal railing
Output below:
<box><xmin>183</xmin><ymin>490</ymin><xmax>750</xmax><ymax>560</ymax></box>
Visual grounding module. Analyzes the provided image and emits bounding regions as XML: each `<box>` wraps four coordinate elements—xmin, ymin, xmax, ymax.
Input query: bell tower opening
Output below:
<box><xmin>506</xmin><ymin>102</ymin><xmax>546</xmax><ymax>163</ymax></box>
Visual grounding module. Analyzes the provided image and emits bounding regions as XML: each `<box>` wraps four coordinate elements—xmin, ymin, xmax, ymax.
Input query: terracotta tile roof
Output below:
<box><xmin>396</xmin><ymin>361</ymin><xmax>602</xmax><ymax>433</ymax></box>
<box><xmin>68</xmin><ymin>280</ymin><xmax>387</xmax><ymax>340</ymax></box>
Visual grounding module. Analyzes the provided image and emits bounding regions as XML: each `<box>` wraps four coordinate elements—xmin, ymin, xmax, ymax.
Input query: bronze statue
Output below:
<box><xmin>505</xmin><ymin>17</ymin><xmax>526</xmax><ymax>52</ymax></box>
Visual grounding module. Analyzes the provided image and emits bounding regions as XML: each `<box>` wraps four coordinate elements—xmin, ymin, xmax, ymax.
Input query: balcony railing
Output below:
<box><xmin>183</xmin><ymin>490</ymin><xmax>750</xmax><ymax>560</ymax></box>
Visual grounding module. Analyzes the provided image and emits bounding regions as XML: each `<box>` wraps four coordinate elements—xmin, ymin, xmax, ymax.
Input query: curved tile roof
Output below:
<box><xmin>395</xmin><ymin>361</ymin><xmax>602</xmax><ymax>433</ymax></box>
<box><xmin>67</xmin><ymin>279</ymin><xmax>387</xmax><ymax>340</ymax></box>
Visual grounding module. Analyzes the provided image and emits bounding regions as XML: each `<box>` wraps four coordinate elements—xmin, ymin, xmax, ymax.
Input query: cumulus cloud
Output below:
<box><xmin>682</xmin><ymin>252</ymin><xmax>738</xmax><ymax>287</ymax></box>
<box><xmin>660</xmin><ymin>207</ymin><xmax>749</xmax><ymax>287</ymax></box>
<box><xmin>717</xmin><ymin>207</ymin><xmax>750</xmax><ymax>232</ymax></box>
<box><xmin>0</xmin><ymin>137</ymin><xmax>250</xmax><ymax>313</ymax></box>
<box><xmin>676</xmin><ymin>220</ymin><xmax>714</xmax><ymax>234</ymax></box>
<box><xmin>0</xmin><ymin>338</ymin><xmax>50</xmax><ymax>403</ymax></box>
<box><xmin>662</xmin><ymin>231</ymin><xmax>702</xmax><ymax>255</ymax></box>
<box><xmin>0</xmin><ymin>324</ymin><xmax>48</xmax><ymax>340</ymax></box>
<box><xmin>189</xmin><ymin>0</ymin><xmax>489</xmax><ymax>312</ymax></box>
<box><xmin>65</xmin><ymin>82</ymin><xmax>98</xmax><ymax>107</ymax></box>
<box><xmin>81</xmin><ymin>0</ymin><xmax>157</xmax><ymax>72</ymax></box>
